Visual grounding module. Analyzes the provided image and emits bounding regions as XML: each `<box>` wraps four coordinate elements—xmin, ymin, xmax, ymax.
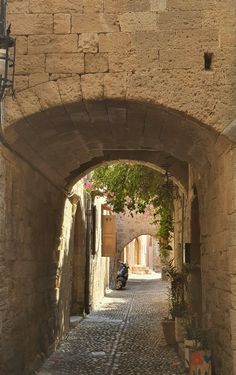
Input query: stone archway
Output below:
<box><xmin>116</xmin><ymin>210</ymin><xmax>158</xmax><ymax>256</ymax></box>
<box><xmin>1</xmin><ymin>1</ymin><xmax>236</xmax><ymax>372</ymax></box>
<box><xmin>1</xmin><ymin>91</ymin><xmax>235</xmax><ymax>374</ymax></box>
<box><xmin>4</xmin><ymin>90</ymin><xmax>230</xmax><ymax>190</ymax></box>
<box><xmin>123</xmin><ymin>234</ymin><xmax>160</xmax><ymax>274</ymax></box>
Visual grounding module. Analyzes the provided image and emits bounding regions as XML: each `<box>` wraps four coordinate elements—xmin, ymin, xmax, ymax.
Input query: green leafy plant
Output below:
<box><xmin>170</xmin><ymin>302</ymin><xmax>188</xmax><ymax>319</ymax></box>
<box><xmin>184</xmin><ymin>317</ymin><xmax>210</xmax><ymax>350</ymax></box>
<box><xmin>89</xmin><ymin>163</ymin><xmax>175</xmax><ymax>263</ymax></box>
<box><xmin>164</xmin><ymin>260</ymin><xmax>190</xmax><ymax>319</ymax></box>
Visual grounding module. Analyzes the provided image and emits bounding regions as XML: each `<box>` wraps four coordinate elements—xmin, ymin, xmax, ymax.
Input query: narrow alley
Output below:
<box><xmin>37</xmin><ymin>275</ymin><xmax>185</xmax><ymax>375</ymax></box>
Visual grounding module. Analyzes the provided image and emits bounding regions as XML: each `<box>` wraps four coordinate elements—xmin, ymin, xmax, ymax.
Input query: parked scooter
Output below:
<box><xmin>116</xmin><ymin>262</ymin><xmax>129</xmax><ymax>290</ymax></box>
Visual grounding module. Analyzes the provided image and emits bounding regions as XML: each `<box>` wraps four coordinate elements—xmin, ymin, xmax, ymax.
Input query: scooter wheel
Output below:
<box><xmin>116</xmin><ymin>280</ymin><xmax>123</xmax><ymax>290</ymax></box>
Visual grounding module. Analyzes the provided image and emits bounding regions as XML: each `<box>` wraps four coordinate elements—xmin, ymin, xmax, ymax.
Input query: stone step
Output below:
<box><xmin>131</xmin><ymin>265</ymin><xmax>151</xmax><ymax>274</ymax></box>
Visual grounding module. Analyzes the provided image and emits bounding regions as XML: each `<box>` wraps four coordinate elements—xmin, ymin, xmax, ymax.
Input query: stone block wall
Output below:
<box><xmin>0</xmin><ymin>147</ymin><xmax>112</xmax><ymax>374</ymax></box>
<box><xmin>173</xmin><ymin>149</ymin><xmax>236</xmax><ymax>375</ymax></box>
<box><xmin>116</xmin><ymin>211</ymin><xmax>157</xmax><ymax>255</ymax></box>
<box><xmin>1</xmin><ymin>1</ymin><xmax>236</xmax><ymax>374</ymax></box>
<box><xmin>198</xmin><ymin>149</ymin><xmax>235</xmax><ymax>375</ymax></box>
<box><xmin>7</xmin><ymin>0</ymin><xmax>236</xmax><ymax>131</ymax></box>
<box><xmin>0</xmin><ymin>144</ymin><xmax>65</xmax><ymax>374</ymax></box>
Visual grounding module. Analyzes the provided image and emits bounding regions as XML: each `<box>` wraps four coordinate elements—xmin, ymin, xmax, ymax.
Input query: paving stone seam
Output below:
<box><xmin>106</xmin><ymin>291</ymin><xmax>135</xmax><ymax>375</ymax></box>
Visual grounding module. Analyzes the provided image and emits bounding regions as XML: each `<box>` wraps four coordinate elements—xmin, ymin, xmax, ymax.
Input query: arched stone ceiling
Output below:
<box><xmin>66</xmin><ymin>151</ymin><xmax>188</xmax><ymax>192</ymax></box>
<box><xmin>2</xmin><ymin>82</ymin><xmax>231</xmax><ymax>190</ymax></box>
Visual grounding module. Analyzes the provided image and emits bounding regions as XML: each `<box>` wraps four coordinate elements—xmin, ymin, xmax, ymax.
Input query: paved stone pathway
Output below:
<box><xmin>37</xmin><ymin>275</ymin><xmax>185</xmax><ymax>375</ymax></box>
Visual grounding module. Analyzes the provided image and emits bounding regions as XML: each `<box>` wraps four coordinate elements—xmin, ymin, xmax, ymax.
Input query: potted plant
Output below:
<box><xmin>161</xmin><ymin>286</ymin><xmax>176</xmax><ymax>346</ymax></box>
<box><xmin>161</xmin><ymin>261</ymin><xmax>189</xmax><ymax>346</ymax></box>
<box><xmin>161</xmin><ymin>298</ymin><xmax>188</xmax><ymax>346</ymax></box>
<box><xmin>161</xmin><ymin>319</ymin><xmax>176</xmax><ymax>346</ymax></box>
<box><xmin>171</xmin><ymin>302</ymin><xmax>188</xmax><ymax>343</ymax></box>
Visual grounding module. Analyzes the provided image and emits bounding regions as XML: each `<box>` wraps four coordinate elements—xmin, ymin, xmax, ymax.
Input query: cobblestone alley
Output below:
<box><xmin>37</xmin><ymin>275</ymin><xmax>185</xmax><ymax>375</ymax></box>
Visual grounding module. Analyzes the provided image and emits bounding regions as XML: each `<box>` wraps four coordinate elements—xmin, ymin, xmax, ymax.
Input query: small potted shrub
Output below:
<box><xmin>161</xmin><ymin>317</ymin><xmax>176</xmax><ymax>346</ymax></box>
<box><xmin>161</xmin><ymin>261</ymin><xmax>189</xmax><ymax>346</ymax></box>
<box><xmin>160</xmin><ymin>282</ymin><xmax>176</xmax><ymax>346</ymax></box>
<box><xmin>161</xmin><ymin>300</ymin><xmax>188</xmax><ymax>346</ymax></box>
<box><xmin>171</xmin><ymin>302</ymin><xmax>188</xmax><ymax>343</ymax></box>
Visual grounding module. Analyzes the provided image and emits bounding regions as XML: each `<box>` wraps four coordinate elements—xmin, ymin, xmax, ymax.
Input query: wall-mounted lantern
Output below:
<box><xmin>0</xmin><ymin>0</ymin><xmax>16</xmax><ymax>122</ymax></box>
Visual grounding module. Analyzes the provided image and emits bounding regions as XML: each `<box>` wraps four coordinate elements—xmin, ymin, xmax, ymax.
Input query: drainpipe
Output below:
<box><xmin>84</xmin><ymin>195</ymin><xmax>91</xmax><ymax>315</ymax></box>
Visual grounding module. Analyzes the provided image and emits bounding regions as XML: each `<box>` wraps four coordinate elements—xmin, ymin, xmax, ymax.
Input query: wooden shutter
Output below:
<box><xmin>102</xmin><ymin>214</ymin><xmax>116</xmax><ymax>257</ymax></box>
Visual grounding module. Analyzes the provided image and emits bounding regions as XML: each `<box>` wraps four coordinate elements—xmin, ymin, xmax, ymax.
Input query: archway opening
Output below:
<box><xmin>123</xmin><ymin>235</ymin><xmax>161</xmax><ymax>274</ymax></box>
<box><xmin>4</xmin><ymin>97</ymin><xmax>229</xmax><ymax>192</ymax></box>
<box><xmin>1</xmin><ymin>94</ymin><xmax>233</xmax><ymax>374</ymax></box>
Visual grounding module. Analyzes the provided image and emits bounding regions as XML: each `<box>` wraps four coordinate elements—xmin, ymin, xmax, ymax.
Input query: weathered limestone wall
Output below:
<box><xmin>55</xmin><ymin>184</ymin><xmax>111</xmax><ymax>331</ymax></box>
<box><xmin>0</xmin><ymin>150</ymin><xmax>111</xmax><ymax>374</ymax></box>
<box><xmin>4</xmin><ymin>0</ymin><xmax>234</xmax><ymax>201</ymax></box>
<box><xmin>116</xmin><ymin>211</ymin><xmax>157</xmax><ymax>255</ymax></box>
<box><xmin>0</xmin><ymin>145</ymin><xmax>65</xmax><ymax>374</ymax></box>
<box><xmin>55</xmin><ymin>194</ymin><xmax>78</xmax><ymax>341</ymax></box>
<box><xmin>198</xmin><ymin>149</ymin><xmax>235</xmax><ymax>375</ymax></box>
<box><xmin>1</xmin><ymin>1</ymin><xmax>236</xmax><ymax>374</ymax></box>
<box><xmin>8</xmin><ymin>0</ymin><xmax>236</xmax><ymax>132</ymax></box>
<box><xmin>173</xmin><ymin>149</ymin><xmax>236</xmax><ymax>375</ymax></box>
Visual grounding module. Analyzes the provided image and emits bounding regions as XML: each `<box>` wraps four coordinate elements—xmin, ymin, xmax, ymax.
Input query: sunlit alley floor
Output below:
<box><xmin>37</xmin><ymin>274</ymin><xmax>185</xmax><ymax>375</ymax></box>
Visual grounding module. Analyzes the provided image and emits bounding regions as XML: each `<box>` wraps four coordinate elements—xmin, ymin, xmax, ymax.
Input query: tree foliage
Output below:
<box><xmin>88</xmin><ymin>163</ymin><xmax>175</xmax><ymax>262</ymax></box>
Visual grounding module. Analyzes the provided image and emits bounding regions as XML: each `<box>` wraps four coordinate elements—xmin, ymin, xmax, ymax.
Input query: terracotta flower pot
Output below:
<box><xmin>161</xmin><ymin>319</ymin><xmax>176</xmax><ymax>346</ymax></box>
<box><xmin>175</xmin><ymin>317</ymin><xmax>186</xmax><ymax>343</ymax></box>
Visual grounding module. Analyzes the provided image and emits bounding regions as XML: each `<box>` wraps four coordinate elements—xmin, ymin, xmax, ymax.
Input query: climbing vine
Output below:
<box><xmin>86</xmin><ymin>163</ymin><xmax>175</xmax><ymax>263</ymax></box>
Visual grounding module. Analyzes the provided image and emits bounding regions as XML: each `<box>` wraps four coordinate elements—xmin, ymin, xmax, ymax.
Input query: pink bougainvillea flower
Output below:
<box><xmin>191</xmin><ymin>352</ymin><xmax>204</xmax><ymax>366</ymax></box>
<box><xmin>143</xmin><ymin>211</ymin><xmax>149</xmax><ymax>218</ymax></box>
<box><xmin>85</xmin><ymin>181</ymin><xmax>93</xmax><ymax>190</ymax></box>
